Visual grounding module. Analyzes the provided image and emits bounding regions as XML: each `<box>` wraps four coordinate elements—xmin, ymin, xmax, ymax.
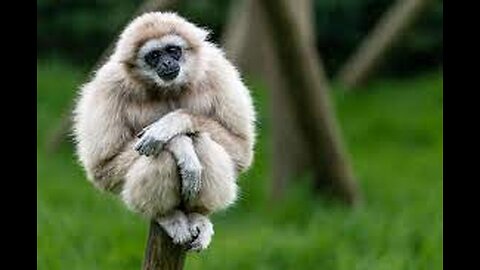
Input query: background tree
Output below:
<box><xmin>224</xmin><ymin>0</ymin><xmax>361</xmax><ymax>205</ymax></box>
<box><xmin>336</xmin><ymin>0</ymin><xmax>434</xmax><ymax>89</ymax></box>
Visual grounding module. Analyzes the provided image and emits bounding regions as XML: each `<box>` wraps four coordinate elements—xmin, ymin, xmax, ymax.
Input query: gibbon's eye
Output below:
<box><xmin>144</xmin><ymin>50</ymin><xmax>161</xmax><ymax>67</ymax></box>
<box><xmin>164</xmin><ymin>45</ymin><xmax>182</xmax><ymax>60</ymax></box>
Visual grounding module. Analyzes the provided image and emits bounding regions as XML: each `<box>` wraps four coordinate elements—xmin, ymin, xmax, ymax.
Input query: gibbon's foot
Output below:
<box><xmin>157</xmin><ymin>210</ymin><xmax>193</xmax><ymax>245</ymax></box>
<box><xmin>186</xmin><ymin>213</ymin><xmax>214</xmax><ymax>252</ymax></box>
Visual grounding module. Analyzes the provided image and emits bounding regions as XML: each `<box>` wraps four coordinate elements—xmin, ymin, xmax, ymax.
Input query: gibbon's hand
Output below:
<box><xmin>134</xmin><ymin>131</ymin><xmax>164</xmax><ymax>157</ymax></box>
<box><xmin>134</xmin><ymin>124</ymin><xmax>169</xmax><ymax>157</ymax></box>
<box><xmin>134</xmin><ymin>110</ymin><xmax>192</xmax><ymax>156</ymax></box>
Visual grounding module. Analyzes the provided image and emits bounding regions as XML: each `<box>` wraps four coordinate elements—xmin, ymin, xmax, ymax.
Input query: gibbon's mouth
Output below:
<box><xmin>157</xmin><ymin>67</ymin><xmax>180</xmax><ymax>81</ymax></box>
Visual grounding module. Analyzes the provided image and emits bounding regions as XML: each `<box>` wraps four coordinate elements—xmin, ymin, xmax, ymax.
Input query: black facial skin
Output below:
<box><xmin>144</xmin><ymin>45</ymin><xmax>182</xmax><ymax>81</ymax></box>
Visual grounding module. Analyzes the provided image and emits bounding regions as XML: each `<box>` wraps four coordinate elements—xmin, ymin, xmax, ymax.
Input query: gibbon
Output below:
<box><xmin>73</xmin><ymin>11</ymin><xmax>255</xmax><ymax>251</ymax></box>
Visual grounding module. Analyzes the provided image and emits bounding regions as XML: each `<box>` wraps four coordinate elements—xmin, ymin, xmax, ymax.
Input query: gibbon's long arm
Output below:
<box><xmin>75</xmin><ymin>100</ymin><xmax>247</xmax><ymax>216</ymax></box>
<box><xmin>135</xmin><ymin>110</ymin><xmax>253</xmax><ymax>174</ymax></box>
<box><xmin>74</xmin><ymin>88</ymin><xmax>251</xmax><ymax>200</ymax></box>
<box><xmin>73</xmin><ymin>86</ymin><xmax>146</xmax><ymax>193</ymax></box>
<box><xmin>74</xmin><ymin>13</ymin><xmax>256</xmax><ymax>219</ymax></box>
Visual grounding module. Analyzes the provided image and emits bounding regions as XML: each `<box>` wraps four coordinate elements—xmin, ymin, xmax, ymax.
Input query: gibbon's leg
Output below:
<box><xmin>157</xmin><ymin>209</ymin><xmax>193</xmax><ymax>245</ymax></box>
<box><xmin>165</xmin><ymin>135</ymin><xmax>203</xmax><ymax>203</ymax></box>
<box><xmin>121</xmin><ymin>151</ymin><xmax>181</xmax><ymax>222</ymax></box>
<box><xmin>187</xmin><ymin>213</ymin><xmax>214</xmax><ymax>251</ymax></box>
<box><xmin>187</xmin><ymin>132</ymin><xmax>238</xmax><ymax>214</ymax></box>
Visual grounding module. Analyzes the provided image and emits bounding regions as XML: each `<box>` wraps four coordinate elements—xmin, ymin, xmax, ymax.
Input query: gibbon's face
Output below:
<box><xmin>115</xmin><ymin>12</ymin><xmax>209</xmax><ymax>92</ymax></box>
<box><xmin>136</xmin><ymin>34</ymin><xmax>193</xmax><ymax>88</ymax></box>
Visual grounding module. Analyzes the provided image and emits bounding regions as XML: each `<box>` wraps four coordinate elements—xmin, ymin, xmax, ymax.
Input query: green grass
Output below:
<box><xmin>37</xmin><ymin>60</ymin><xmax>442</xmax><ymax>270</ymax></box>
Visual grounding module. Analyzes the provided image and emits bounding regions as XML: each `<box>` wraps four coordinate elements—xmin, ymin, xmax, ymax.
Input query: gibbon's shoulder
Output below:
<box><xmin>81</xmin><ymin>61</ymin><xmax>140</xmax><ymax>99</ymax></box>
<box><xmin>200</xmin><ymin>42</ymin><xmax>244</xmax><ymax>85</ymax></box>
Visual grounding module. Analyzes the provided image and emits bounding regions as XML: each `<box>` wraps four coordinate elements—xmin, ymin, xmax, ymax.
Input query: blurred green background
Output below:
<box><xmin>37</xmin><ymin>0</ymin><xmax>443</xmax><ymax>269</ymax></box>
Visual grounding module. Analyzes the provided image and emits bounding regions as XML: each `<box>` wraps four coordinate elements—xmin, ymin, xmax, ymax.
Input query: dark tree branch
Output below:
<box><xmin>336</xmin><ymin>0</ymin><xmax>433</xmax><ymax>89</ymax></box>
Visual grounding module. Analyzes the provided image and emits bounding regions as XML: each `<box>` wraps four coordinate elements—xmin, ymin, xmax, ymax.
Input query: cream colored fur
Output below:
<box><xmin>72</xmin><ymin>12</ymin><xmax>255</xmax><ymax>249</ymax></box>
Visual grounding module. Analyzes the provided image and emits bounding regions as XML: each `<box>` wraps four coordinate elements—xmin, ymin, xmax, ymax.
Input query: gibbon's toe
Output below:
<box><xmin>187</xmin><ymin>213</ymin><xmax>214</xmax><ymax>252</ymax></box>
<box><xmin>171</xmin><ymin>225</ymin><xmax>193</xmax><ymax>245</ymax></box>
<box><xmin>157</xmin><ymin>210</ymin><xmax>193</xmax><ymax>245</ymax></box>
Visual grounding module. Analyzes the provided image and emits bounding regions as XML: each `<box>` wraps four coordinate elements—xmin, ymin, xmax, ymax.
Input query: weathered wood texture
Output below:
<box><xmin>143</xmin><ymin>220</ymin><xmax>186</xmax><ymax>270</ymax></box>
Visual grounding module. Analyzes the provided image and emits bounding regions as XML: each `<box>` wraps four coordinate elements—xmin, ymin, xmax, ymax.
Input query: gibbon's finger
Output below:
<box><xmin>134</xmin><ymin>138</ymin><xmax>146</xmax><ymax>152</ymax></box>
<box><xmin>190</xmin><ymin>225</ymin><xmax>201</xmax><ymax>238</ymax></box>
<box><xmin>149</xmin><ymin>142</ymin><xmax>159</xmax><ymax>157</ymax></box>
<box><xmin>186</xmin><ymin>224</ymin><xmax>211</xmax><ymax>252</ymax></box>
<box><xmin>143</xmin><ymin>138</ymin><xmax>158</xmax><ymax>156</ymax></box>
<box><xmin>134</xmin><ymin>137</ymin><xmax>154</xmax><ymax>155</ymax></box>
<box><xmin>143</xmin><ymin>146</ymin><xmax>153</xmax><ymax>156</ymax></box>
<box><xmin>134</xmin><ymin>141</ymin><xmax>143</xmax><ymax>152</ymax></box>
<box><xmin>136</xmin><ymin>129</ymin><xmax>146</xmax><ymax>138</ymax></box>
<box><xmin>147</xmin><ymin>138</ymin><xmax>164</xmax><ymax>156</ymax></box>
<box><xmin>151</xmin><ymin>141</ymin><xmax>164</xmax><ymax>157</ymax></box>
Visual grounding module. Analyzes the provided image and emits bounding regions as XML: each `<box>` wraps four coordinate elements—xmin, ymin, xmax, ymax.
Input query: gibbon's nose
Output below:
<box><xmin>161</xmin><ymin>59</ymin><xmax>174</xmax><ymax>69</ymax></box>
<box><xmin>157</xmin><ymin>58</ymin><xmax>180</xmax><ymax>81</ymax></box>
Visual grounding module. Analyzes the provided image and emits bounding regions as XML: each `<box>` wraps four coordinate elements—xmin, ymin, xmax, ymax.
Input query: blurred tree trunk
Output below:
<box><xmin>224</xmin><ymin>0</ymin><xmax>361</xmax><ymax>205</ymax></box>
<box><xmin>45</xmin><ymin>0</ymin><xmax>180</xmax><ymax>153</ymax></box>
<box><xmin>336</xmin><ymin>0</ymin><xmax>433</xmax><ymax>90</ymax></box>
<box><xmin>223</xmin><ymin>0</ymin><xmax>313</xmax><ymax>200</ymax></box>
<box><xmin>222</xmin><ymin>0</ymin><xmax>251</xmax><ymax>67</ymax></box>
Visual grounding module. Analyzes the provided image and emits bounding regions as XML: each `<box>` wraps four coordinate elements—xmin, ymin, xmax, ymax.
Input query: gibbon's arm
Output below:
<box><xmin>75</xmin><ymin>88</ymin><xmax>243</xmax><ymax>217</ymax></box>
<box><xmin>191</xmin><ymin>113</ymin><xmax>254</xmax><ymax>173</ymax></box>
<box><xmin>74</xmin><ymin>81</ymin><xmax>162</xmax><ymax>194</ymax></box>
<box><xmin>136</xmin><ymin>110</ymin><xmax>253</xmax><ymax>173</ymax></box>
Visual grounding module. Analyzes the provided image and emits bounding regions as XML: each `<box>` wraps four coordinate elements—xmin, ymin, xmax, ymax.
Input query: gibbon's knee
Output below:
<box><xmin>188</xmin><ymin>133</ymin><xmax>238</xmax><ymax>213</ymax></box>
<box><xmin>121</xmin><ymin>150</ymin><xmax>181</xmax><ymax>219</ymax></box>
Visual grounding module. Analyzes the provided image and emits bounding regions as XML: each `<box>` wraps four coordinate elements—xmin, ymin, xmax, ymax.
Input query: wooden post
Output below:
<box><xmin>143</xmin><ymin>221</ymin><xmax>186</xmax><ymax>270</ymax></box>
<box><xmin>336</xmin><ymin>0</ymin><xmax>433</xmax><ymax>89</ymax></box>
<box><xmin>44</xmin><ymin>0</ymin><xmax>179</xmax><ymax>153</ymax></box>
